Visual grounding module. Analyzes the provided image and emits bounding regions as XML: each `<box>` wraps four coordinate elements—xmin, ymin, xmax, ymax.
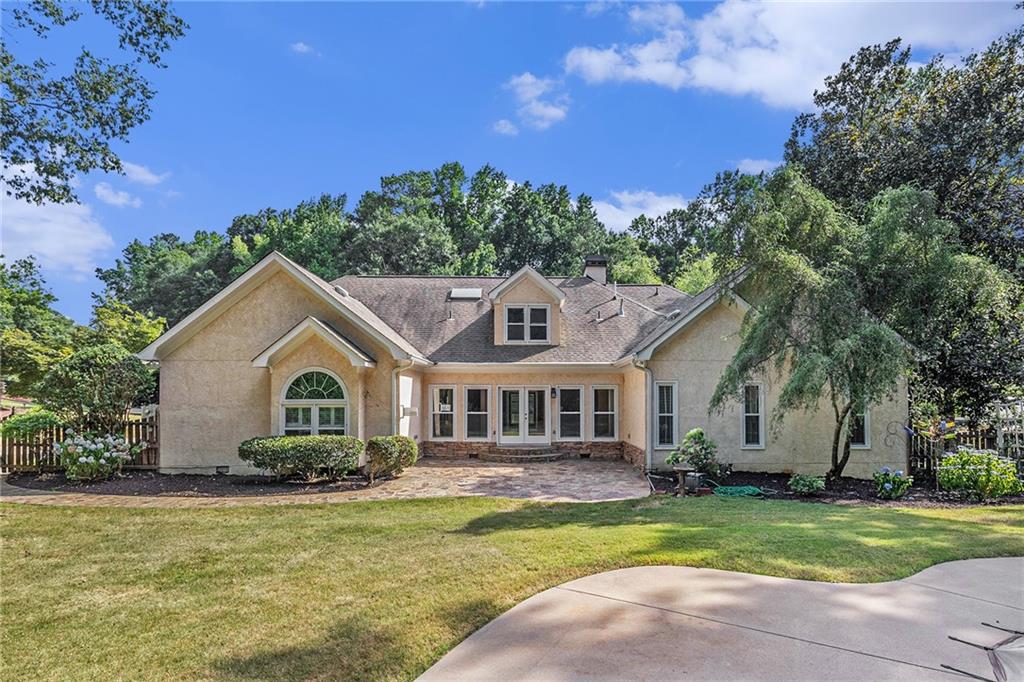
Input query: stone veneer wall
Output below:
<box><xmin>622</xmin><ymin>442</ymin><xmax>645</xmax><ymax>470</ymax></box>
<box><xmin>421</xmin><ymin>440</ymin><xmax>628</xmax><ymax>462</ymax></box>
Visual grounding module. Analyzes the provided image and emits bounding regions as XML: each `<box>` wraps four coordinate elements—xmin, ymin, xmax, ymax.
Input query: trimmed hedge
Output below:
<box><xmin>366</xmin><ymin>435</ymin><xmax>418</xmax><ymax>483</ymax></box>
<box><xmin>238</xmin><ymin>435</ymin><xmax>364</xmax><ymax>481</ymax></box>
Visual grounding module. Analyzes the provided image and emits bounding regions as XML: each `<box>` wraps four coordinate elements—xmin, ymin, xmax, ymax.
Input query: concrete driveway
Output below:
<box><xmin>420</xmin><ymin>557</ymin><xmax>1024</xmax><ymax>681</ymax></box>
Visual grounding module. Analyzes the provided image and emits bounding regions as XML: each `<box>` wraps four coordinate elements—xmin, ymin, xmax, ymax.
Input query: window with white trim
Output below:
<box><xmin>464</xmin><ymin>386</ymin><xmax>490</xmax><ymax>440</ymax></box>
<box><xmin>592</xmin><ymin>386</ymin><xmax>617</xmax><ymax>440</ymax></box>
<box><xmin>656</xmin><ymin>382</ymin><xmax>677</xmax><ymax>448</ymax></box>
<box><xmin>849</xmin><ymin>406</ymin><xmax>870</xmax><ymax>448</ymax></box>
<box><xmin>431</xmin><ymin>385</ymin><xmax>456</xmax><ymax>440</ymax></box>
<box><xmin>557</xmin><ymin>386</ymin><xmax>583</xmax><ymax>440</ymax></box>
<box><xmin>281</xmin><ymin>370</ymin><xmax>348</xmax><ymax>436</ymax></box>
<box><xmin>505</xmin><ymin>305</ymin><xmax>549</xmax><ymax>343</ymax></box>
<box><xmin>742</xmin><ymin>384</ymin><xmax>763</xmax><ymax>448</ymax></box>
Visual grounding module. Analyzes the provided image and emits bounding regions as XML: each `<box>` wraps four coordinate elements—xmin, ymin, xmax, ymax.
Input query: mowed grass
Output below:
<box><xmin>2</xmin><ymin>497</ymin><xmax>1022</xmax><ymax>681</ymax></box>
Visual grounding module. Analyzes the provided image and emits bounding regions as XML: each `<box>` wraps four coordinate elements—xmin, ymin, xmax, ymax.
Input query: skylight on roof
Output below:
<box><xmin>449</xmin><ymin>287</ymin><xmax>482</xmax><ymax>300</ymax></box>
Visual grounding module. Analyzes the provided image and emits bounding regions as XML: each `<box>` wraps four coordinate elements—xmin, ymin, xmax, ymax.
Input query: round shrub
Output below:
<box><xmin>238</xmin><ymin>435</ymin><xmax>364</xmax><ymax>481</ymax></box>
<box><xmin>873</xmin><ymin>466</ymin><xmax>913</xmax><ymax>500</ymax></box>
<box><xmin>54</xmin><ymin>430</ymin><xmax>142</xmax><ymax>481</ymax></box>
<box><xmin>937</xmin><ymin>447</ymin><xmax>1022</xmax><ymax>500</ymax></box>
<box><xmin>366</xmin><ymin>435</ymin><xmax>418</xmax><ymax>483</ymax></box>
<box><xmin>788</xmin><ymin>474</ymin><xmax>826</xmax><ymax>496</ymax></box>
<box><xmin>0</xmin><ymin>409</ymin><xmax>62</xmax><ymax>440</ymax></box>
<box><xmin>665</xmin><ymin>428</ymin><xmax>729</xmax><ymax>480</ymax></box>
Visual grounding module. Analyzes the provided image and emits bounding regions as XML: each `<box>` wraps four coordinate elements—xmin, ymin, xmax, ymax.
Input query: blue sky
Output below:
<box><xmin>4</xmin><ymin>1</ymin><xmax>1020</xmax><ymax>323</ymax></box>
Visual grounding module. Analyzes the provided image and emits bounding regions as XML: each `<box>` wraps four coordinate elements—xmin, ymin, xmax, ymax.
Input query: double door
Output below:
<box><xmin>499</xmin><ymin>387</ymin><xmax>548</xmax><ymax>444</ymax></box>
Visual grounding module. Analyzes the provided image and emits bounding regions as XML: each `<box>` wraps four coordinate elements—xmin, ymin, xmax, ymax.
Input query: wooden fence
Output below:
<box><xmin>0</xmin><ymin>417</ymin><xmax>159</xmax><ymax>473</ymax></box>
<box><xmin>908</xmin><ymin>400</ymin><xmax>1024</xmax><ymax>481</ymax></box>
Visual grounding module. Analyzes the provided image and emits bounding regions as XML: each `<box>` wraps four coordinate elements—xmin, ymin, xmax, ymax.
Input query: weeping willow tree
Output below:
<box><xmin>708</xmin><ymin>168</ymin><xmax>931</xmax><ymax>479</ymax></box>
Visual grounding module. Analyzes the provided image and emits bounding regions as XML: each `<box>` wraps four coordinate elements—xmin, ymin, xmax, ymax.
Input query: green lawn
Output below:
<box><xmin>2</xmin><ymin>497</ymin><xmax>1022</xmax><ymax>681</ymax></box>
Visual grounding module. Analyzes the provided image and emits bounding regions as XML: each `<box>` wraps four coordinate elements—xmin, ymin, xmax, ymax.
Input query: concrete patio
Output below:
<box><xmin>419</xmin><ymin>557</ymin><xmax>1024</xmax><ymax>681</ymax></box>
<box><xmin>0</xmin><ymin>458</ymin><xmax>650</xmax><ymax>507</ymax></box>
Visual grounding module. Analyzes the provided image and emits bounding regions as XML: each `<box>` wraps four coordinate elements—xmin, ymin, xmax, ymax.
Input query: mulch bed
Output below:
<box><xmin>4</xmin><ymin>470</ymin><xmax>372</xmax><ymax>497</ymax></box>
<box><xmin>648</xmin><ymin>470</ymin><xmax>1024</xmax><ymax>508</ymax></box>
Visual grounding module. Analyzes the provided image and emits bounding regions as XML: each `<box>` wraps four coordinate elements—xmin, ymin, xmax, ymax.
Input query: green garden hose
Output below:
<box><xmin>711</xmin><ymin>485</ymin><xmax>767</xmax><ymax>497</ymax></box>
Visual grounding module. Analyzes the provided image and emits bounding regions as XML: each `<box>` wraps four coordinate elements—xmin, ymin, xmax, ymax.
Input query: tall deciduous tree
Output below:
<box><xmin>785</xmin><ymin>25</ymin><xmax>1024</xmax><ymax>276</ymax></box>
<box><xmin>2</xmin><ymin>0</ymin><xmax>187</xmax><ymax>204</ymax></box>
<box><xmin>708</xmin><ymin>169</ymin><xmax>1018</xmax><ymax>478</ymax></box>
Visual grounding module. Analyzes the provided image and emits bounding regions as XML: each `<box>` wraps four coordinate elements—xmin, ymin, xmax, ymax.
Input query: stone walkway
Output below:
<box><xmin>0</xmin><ymin>459</ymin><xmax>649</xmax><ymax>508</ymax></box>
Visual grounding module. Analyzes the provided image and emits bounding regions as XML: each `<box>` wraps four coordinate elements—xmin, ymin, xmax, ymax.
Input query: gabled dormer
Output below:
<box><xmin>488</xmin><ymin>266</ymin><xmax>566</xmax><ymax>346</ymax></box>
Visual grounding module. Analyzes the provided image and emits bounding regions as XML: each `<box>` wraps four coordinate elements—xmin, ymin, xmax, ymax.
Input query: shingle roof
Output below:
<box><xmin>332</xmin><ymin>274</ymin><xmax>698</xmax><ymax>363</ymax></box>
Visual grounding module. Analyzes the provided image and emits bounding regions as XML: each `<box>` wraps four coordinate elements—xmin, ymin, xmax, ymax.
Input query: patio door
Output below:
<box><xmin>499</xmin><ymin>387</ymin><xmax>548</xmax><ymax>445</ymax></box>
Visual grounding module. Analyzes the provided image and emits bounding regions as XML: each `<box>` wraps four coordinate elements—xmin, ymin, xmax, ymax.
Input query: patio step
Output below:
<box><xmin>477</xmin><ymin>449</ymin><xmax>570</xmax><ymax>463</ymax></box>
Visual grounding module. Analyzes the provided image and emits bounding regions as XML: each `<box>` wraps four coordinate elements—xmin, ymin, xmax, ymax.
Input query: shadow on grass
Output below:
<box><xmin>210</xmin><ymin>611</ymin><xmax>411</xmax><ymax>681</ymax></box>
<box><xmin>209</xmin><ymin>596</ymin><xmax>508</xmax><ymax>681</ymax></box>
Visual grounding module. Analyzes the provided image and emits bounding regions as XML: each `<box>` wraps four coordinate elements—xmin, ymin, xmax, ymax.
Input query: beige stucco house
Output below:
<box><xmin>138</xmin><ymin>252</ymin><xmax>908</xmax><ymax>479</ymax></box>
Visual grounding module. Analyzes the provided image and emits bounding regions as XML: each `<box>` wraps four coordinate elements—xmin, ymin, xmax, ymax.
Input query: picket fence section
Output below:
<box><xmin>0</xmin><ymin>417</ymin><xmax>159</xmax><ymax>473</ymax></box>
<box><xmin>908</xmin><ymin>400</ymin><xmax>1024</xmax><ymax>480</ymax></box>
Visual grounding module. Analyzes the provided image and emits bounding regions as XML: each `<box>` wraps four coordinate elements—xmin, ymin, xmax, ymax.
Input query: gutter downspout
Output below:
<box><xmin>391</xmin><ymin>358</ymin><xmax>414</xmax><ymax>435</ymax></box>
<box><xmin>633</xmin><ymin>357</ymin><xmax>654</xmax><ymax>472</ymax></box>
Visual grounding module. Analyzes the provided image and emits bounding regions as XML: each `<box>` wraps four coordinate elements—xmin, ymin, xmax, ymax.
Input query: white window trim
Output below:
<box><xmin>278</xmin><ymin>367</ymin><xmax>349</xmax><ymax>436</ymax></box>
<box><xmin>655</xmin><ymin>381</ymin><xmax>678</xmax><ymax>449</ymax></box>
<box><xmin>741</xmin><ymin>382</ymin><xmax>765</xmax><ymax>450</ymax></box>
<box><xmin>591</xmin><ymin>385</ymin><xmax>618</xmax><ymax>441</ymax></box>
<box><xmin>850</xmin><ymin>406</ymin><xmax>871</xmax><ymax>449</ymax></box>
<box><xmin>503</xmin><ymin>304</ymin><xmax>551</xmax><ymax>344</ymax></box>
<box><xmin>463</xmin><ymin>385</ymin><xmax>492</xmax><ymax>442</ymax></box>
<box><xmin>555</xmin><ymin>385</ymin><xmax>585</xmax><ymax>441</ymax></box>
<box><xmin>430</xmin><ymin>384</ymin><xmax>457</xmax><ymax>441</ymax></box>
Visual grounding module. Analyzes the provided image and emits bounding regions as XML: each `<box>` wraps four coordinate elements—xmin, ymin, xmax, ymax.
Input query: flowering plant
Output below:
<box><xmin>873</xmin><ymin>466</ymin><xmax>913</xmax><ymax>500</ymax></box>
<box><xmin>53</xmin><ymin>430</ymin><xmax>143</xmax><ymax>481</ymax></box>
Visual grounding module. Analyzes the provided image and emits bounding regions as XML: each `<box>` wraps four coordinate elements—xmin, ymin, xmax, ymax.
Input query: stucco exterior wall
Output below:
<box><xmin>417</xmin><ymin>370</ymin><xmax>624</xmax><ymax>445</ymax></box>
<box><xmin>646</xmin><ymin>299</ymin><xmax>909</xmax><ymax>479</ymax></box>
<box><xmin>159</xmin><ymin>270</ymin><xmax>398</xmax><ymax>474</ymax></box>
<box><xmin>492</xmin><ymin>277</ymin><xmax>562</xmax><ymax>346</ymax></box>
<box><xmin>621</xmin><ymin>367</ymin><xmax>648</xmax><ymax>463</ymax></box>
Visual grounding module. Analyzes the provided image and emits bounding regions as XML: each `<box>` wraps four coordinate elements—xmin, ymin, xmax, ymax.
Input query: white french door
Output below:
<box><xmin>499</xmin><ymin>387</ymin><xmax>548</xmax><ymax>445</ymax></box>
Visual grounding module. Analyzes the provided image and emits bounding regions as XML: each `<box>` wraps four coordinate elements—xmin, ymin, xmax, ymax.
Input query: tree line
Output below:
<box><xmin>1</xmin><ymin>3</ymin><xmax>1021</xmax><ymax>439</ymax></box>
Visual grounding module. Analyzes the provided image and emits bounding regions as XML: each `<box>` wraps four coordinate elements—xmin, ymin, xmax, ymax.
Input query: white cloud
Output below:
<box><xmin>1</xmin><ymin>192</ymin><xmax>115</xmax><ymax>280</ymax></box>
<box><xmin>594</xmin><ymin>189</ymin><xmax>686</xmax><ymax>232</ymax></box>
<box><xmin>492</xmin><ymin>119</ymin><xmax>519</xmax><ymax>136</ymax></box>
<box><xmin>122</xmin><ymin>161</ymin><xmax>169</xmax><ymax>186</ymax></box>
<box><xmin>94</xmin><ymin>182</ymin><xmax>141</xmax><ymax>208</ymax></box>
<box><xmin>564</xmin><ymin>0</ymin><xmax>1020</xmax><ymax>108</ymax></box>
<box><xmin>503</xmin><ymin>72</ymin><xmax>569</xmax><ymax>130</ymax></box>
<box><xmin>736</xmin><ymin>158</ymin><xmax>781</xmax><ymax>174</ymax></box>
<box><xmin>290</xmin><ymin>41</ymin><xmax>314</xmax><ymax>54</ymax></box>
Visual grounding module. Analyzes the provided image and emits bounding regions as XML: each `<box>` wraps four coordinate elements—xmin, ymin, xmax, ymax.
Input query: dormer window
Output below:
<box><xmin>505</xmin><ymin>304</ymin><xmax>549</xmax><ymax>344</ymax></box>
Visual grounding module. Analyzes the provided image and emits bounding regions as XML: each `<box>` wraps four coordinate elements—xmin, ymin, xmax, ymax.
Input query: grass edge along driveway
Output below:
<box><xmin>2</xmin><ymin>496</ymin><xmax>1022</xmax><ymax>681</ymax></box>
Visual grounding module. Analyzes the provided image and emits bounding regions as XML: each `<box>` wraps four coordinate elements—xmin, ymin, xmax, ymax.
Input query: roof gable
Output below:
<box><xmin>252</xmin><ymin>316</ymin><xmax>376</xmax><ymax>368</ymax></box>
<box><xmin>488</xmin><ymin>266</ymin><xmax>566</xmax><ymax>308</ymax></box>
<box><xmin>138</xmin><ymin>252</ymin><xmax>428</xmax><ymax>363</ymax></box>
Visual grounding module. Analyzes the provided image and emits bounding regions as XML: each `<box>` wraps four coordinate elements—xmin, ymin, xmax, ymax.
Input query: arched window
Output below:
<box><xmin>281</xmin><ymin>369</ymin><xmax>348</xmax><ymax>436</ymax></box>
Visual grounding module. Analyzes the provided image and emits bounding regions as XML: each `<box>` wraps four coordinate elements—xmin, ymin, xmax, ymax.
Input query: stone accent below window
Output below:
<box><xmin>420</xmin><ymin>440</ymin><xmax>636</xmax><ymax>465</ymax></box>
<box><xmin>622</xmin><ymin>442</ymin><xmax>645</xmax><ymax>470</ymax></box>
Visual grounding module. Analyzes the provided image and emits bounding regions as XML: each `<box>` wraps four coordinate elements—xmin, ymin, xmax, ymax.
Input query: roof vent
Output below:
<box><xmin>334</xmin><ymin>285</ymin><xmax>349</xmax><ymax>297</ymax></box>
<box><xmin>449</xmin><ymin>287</ymin><xmax>482</xmax><ymax>300</ymax></box>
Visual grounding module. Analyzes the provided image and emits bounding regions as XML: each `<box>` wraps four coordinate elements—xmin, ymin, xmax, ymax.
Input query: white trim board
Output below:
<box><xmin>138</xmin><ymin>251</ymin><xmax>430</xmax><ymax>363</ymax></box>
<box><xmin>488</xmin><ymin>265</ymin><xmax>566</xmax><ymax>308</ymax></box>
<box><xmin>252</xmin><ymin>317</ymin><xmax>376</xmax><ymax>368</ymax></box>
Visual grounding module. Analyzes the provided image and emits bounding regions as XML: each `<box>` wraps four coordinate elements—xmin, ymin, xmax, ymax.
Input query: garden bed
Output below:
<box><xmin>650</xmin><ymin>470</ymin><xmax>1024</xmax><ymax>507</ymax></box>
<box><xmin>4</xmin><ymin>470</ymin><xmax>372</xmax><ymax>497</ymax></box>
